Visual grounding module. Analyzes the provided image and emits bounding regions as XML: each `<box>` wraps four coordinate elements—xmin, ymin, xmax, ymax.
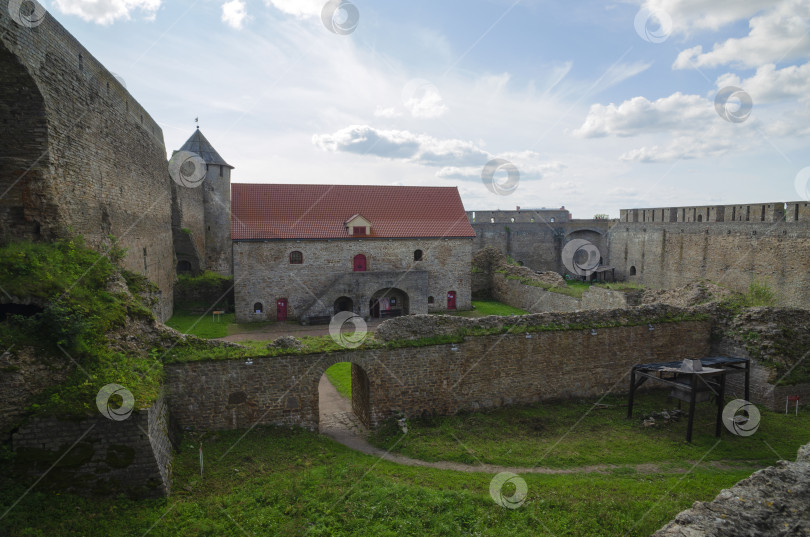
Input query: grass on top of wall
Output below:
<box><xmin>443</xmin><ymin>300</ymin><xmax>529</xmax><ymax>317</ymax></box>
<box><xmin>0</xmin><ymin>423</ymin><xmax>762</xmax><ymax>537</ymax></box>
<box><xmin>163</xmin><ymin>310</ymin><xmax>711</xmax><ymax>363</ymax></box>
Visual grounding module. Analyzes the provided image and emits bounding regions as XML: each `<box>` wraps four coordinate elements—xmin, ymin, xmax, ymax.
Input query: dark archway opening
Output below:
<box><xmin>176</xmin><ymin>260</ymin><xmax>192</xmax><ymax>273</ymax></box>
<box><xmin>334</xmin><ymin>296</ymin><xmax>353</xmax><ymax>314</ymax></box>
<box><xmin>369</xmin><ymin>287</ymin><xmax>409</xmax><ymax>318</ymax></box>
<box><xmin>629</xmin><ymin>266</ymin><xmax>637</xmax><ymax>276</ymax></box>
<box><xmin>0</xmin><ymin>42</ymin><xmax>49</xmax><ymax>241</ymax></box>
<box><xmin>319</xmin><ymin>362</ymin><xmax>371</xmax><ymax>432</ymax></box>
<box><xmin>0</xmin><ymin>303</ymin><xmax>44</xmax><ymax>321</ymax></box>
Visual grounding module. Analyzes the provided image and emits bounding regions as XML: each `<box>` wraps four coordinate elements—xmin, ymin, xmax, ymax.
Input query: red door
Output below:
<box><xmin>353</xmin><ymin>254</ymin><xmax>367</xmax><ymax>272</ymax></box>
<box><xmin>447</xmin><ymin>291</ymin><xmax>456</xmax><ymax>310</ymax></box>
<box><xmin>276</xmin><ymin>298</ymin><xmax>287</xmax><ymax>321</ymax></box>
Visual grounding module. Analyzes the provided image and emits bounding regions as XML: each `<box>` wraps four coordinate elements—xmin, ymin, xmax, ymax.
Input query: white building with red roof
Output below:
<box><xmin>231</xmin><ymin>183</ymin><xmax>475</xmax><ymax>322</ymax></box>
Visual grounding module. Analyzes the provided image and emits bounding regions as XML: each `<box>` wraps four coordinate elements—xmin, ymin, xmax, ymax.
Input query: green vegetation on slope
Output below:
<box><xmin>369</xmin><ymin>393</ymin><xmax>810</xmax><ymax>469</ymax></box>
<box><xmin>0</xmin><ymin>425</ymin><xmax>757</xmax><ymax>536</ymax></box>
<box><xmin>325</xmin><ymin>362</ymin><xmax>352</xmax><ymax>398</ymax></box>
<box><xmin>0</xmin><ymin>239</ymin><xmax>162</xmax><ymax>417</ymax></box>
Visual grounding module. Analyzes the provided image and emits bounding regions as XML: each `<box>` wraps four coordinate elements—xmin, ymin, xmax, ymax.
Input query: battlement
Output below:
<box><xmin>619</xmin><ymin>202</ymin><xmax>810</xmax><ymax>224</ymax></box>
<box><xmin>467</xmin><ymin>208</ymin><xmax>571</xmax><ymax>224</ymax></box>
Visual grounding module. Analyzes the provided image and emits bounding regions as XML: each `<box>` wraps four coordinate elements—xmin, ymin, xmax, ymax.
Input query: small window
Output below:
<box><xmin>219</xmin><ymin>166</ymin><xmax>223</xmax><ymax>177</ymax></box>
<box><xmin>289</xmin><ymin>251</ymin><xmax>303</xmax><ymax>264</ymax></box>
<box><xmin>697</xmin><ymin>214</ymin><xmax>703</xmax><ymax>222</ymax></box>
<box><xmin>490</xmin><ymin>217</ymin><xmax>495</xmax><ymax>223</ymax></box>
<box><xmin>530</xmin><ymin>218</ymin><xmax>535</xmax><ymax>223</ymax></box>
<box><xmin>428</xmin><ymin>296</ymin><xmax>434</xmax><ymax>304</ymax></box>
<box><xmin>550</xmin><ymin>217</ymin><xmax>555</xmax><ymax>223</ymax></box>
<box><xmin>177</xmin><ymin>260</ymin><xmax>192</xmax><ymax>273</ymax></box>
<box><xmin>510</xmin><ymin>217</ymin><xmax>515</xmax><ymax>223</ymax></box>
<box><xmin>630</xmin><ymin>266</ymin><xmax>637</xmax><ymax>276</ymax></box>
<box><xmin>253</xmin><ymin>302</ymin><xmax>264</xmax><ymax>314</ymax></box>
<box><xmin>353</xmin><ymin>226</ymin><xmax>367</xmax><ymax>235</ymax></box>
<box><xmin>414</xmin><ymin>249</ymin><xmax>423</xmax><ymax>261</ymax></box>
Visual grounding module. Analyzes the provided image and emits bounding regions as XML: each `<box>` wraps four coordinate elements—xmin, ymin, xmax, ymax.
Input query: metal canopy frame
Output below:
<box><xmin>627</xmin><ymin>356</ymin><xmax>751</xmax><ymax>442</ymax></box>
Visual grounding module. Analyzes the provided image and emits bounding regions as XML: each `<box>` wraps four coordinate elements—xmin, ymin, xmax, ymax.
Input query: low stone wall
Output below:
<box><xmin>653</xmin><ymin>442</ymin><xmax>810</xmax><ymax>536</ymax></box>
<box><xmin>580</xmin><ymin>286</ymin><xmax>630</xmax><ymax>310</ymax></box>
<box><xmin>165</xmin><ymin>318</ymin><xmax>711</xmax><ymax>431</ymax></box>
<box><xmin>492</xmin><ymin>273</ymin><xmax>580</xmax><ymax>312</ymax></box>
<box><xmin>11</xmin><ymin>393</ymin><xmax>174</xmax><ymax>498</ymax></box>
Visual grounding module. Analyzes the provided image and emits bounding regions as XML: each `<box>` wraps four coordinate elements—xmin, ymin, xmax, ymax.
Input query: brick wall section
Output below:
<box><xmin>608</xmin><ymin>220</ymin><xmax>810</xmax><ymax>309</ymax></box>
<box><xmin>11</xmin><ymin>393</ymin><xmax>174</xmax><ymax>498</ymax></box>
<box><xmin>165</xmin><ymin>320</ymin><xmax>711</xmax><ymax>431</ymax></box>
<box><xmin>0</xmin><ymin>12</ymin><xmax>174</xmax><ymax>320</ymax></box>
<box><xmin>233</xmin><ymin>238</ymin><xmax>471</xmax><ymax>321</ymax></box>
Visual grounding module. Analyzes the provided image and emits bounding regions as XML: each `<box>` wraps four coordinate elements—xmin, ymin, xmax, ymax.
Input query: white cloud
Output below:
<box><xmin>402</xmin><ymin>86</ymin><xmax>448</xmax><ymax>119</ymax></box>
<box><xmin>52</xmin><ymin>0</ymin><xmax>161</xmax><ymax>24</ymax></box>
<box><xmin>374</xmin><ymin>106</ymin><xmax>401</xmax><ymax>118</ymax></box>
<box><xmin>263</xmin><ymin>0</ymin><xmax>324</xmax><ymax>18</ymax></box>
<box><xmin>222</xmin><ymin>0</ymin><xmax>248</xmax><ymax>29</ymax></box>
<box><xmin>573</xmin><ymin>93</ymin><xmax>713</xmax><ymax>138</ymax></box>
<box><xmin>312</xmin><ymin>125</ymin><xmax>489</xmax><ymax>166</ymax></box>
<box><xmin>672</xmin><ymin>0</ymin><xmax>810</xmax><ymax>69</ymax></box>
<box><xmin>619</xmin><ymin>136</ymin><xmax>734</xmax><ymax>163</ymax></box>
<box><xmin>640</xmin><ymin>0</ymin><xmax>775</xmax><ymax>35</ymax></box>
<box><xmin>716</xmin><ymin>62</ymin><xmax>810</xmax><ymax>104</ymax></box>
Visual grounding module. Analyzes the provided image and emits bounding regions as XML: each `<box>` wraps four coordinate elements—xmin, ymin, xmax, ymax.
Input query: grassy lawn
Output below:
<box><xmin>165</xmin><ymin>310</ymin><xmax>235</xmax><ymax>339</ymax></box>
<box><xmin>326</xmin><ymin>362</ymin><xmax>352</xmax><ymax>398</ymax></box>
<box><xmin>0</xmin><ymin>424</ymin><xmax>759</xmax><ymax>537</ymax></box>
<box><xmin>447</xmin><ymin>300</ymin><xmax>529</xmax><ymax>317</ymax></box>
<box><xmin>369</xmin><ymin>392</ymin><xmax>810</xmax><ymax>470</ymax></box>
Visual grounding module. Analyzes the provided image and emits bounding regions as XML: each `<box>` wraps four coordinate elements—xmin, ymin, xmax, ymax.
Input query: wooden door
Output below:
<box><xmin>447</xmin><ymin>291</ymin><xmax>456</xmax><ymax>310</ymax></box>
<box><xmin>353</xmin><ymin>254</ymin><xmax>367</xmax><ymax>272</ymax></box>
<box><xmin>276</xmin><ymin>298</ymin><xmax>287</xmax><ymax>321</ymax></box>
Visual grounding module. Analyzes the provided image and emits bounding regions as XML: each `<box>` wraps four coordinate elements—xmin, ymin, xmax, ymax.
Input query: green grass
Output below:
<box><xmin>0</xmin><ymin>239</ymin><xmax>162</xmax><ymax>419</ymax></box>
<box><xmin>369</xmin><ymin>392</ymin><xmax>810</xmax><ymax>470</ymax></box>
<box><xmin>0</xmin><ymin>424</ymin><xmax>761</xmax><ymax>537</ymax></box>
<box><xmin>446</xmin><ymin>300</ymin><xmax>529</xmax><ymax>317</ymax></box>
<box><xmin>325</xmin><ymin>362</ymin><xmax>352</xmax><ymax>398</ymax></box>
<box><xmin>165</xmin><ymin>310</ymin><xmax>235</xmax><ymax>339</ymax></box>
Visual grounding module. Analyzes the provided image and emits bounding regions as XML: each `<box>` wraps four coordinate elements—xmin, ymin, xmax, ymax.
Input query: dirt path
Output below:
<box><xmin>316</xmin><ymin>378</ymin><xmax>744</xmax><ymax>475</ymax></box>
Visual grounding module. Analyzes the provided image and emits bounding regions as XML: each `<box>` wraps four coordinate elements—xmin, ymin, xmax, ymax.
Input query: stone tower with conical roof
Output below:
<box><xmin>171</xmin><ymin>128</ymin><xmax>233</xmax><ymax>276</ymax></box>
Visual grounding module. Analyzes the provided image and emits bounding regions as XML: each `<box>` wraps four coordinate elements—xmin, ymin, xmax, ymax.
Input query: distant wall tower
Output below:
<box><xmin>172</xmin><ymin>128</ymin><xmax>233</xmax><ymax>276</ymax></box>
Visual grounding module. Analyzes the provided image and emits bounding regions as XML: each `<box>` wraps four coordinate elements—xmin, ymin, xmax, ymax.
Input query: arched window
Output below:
<box><xmin>414</xmin><ymin>249</ymin><xmax>423</xmax><ymax>261</ymax></box>
<box><xmin>253</xmin><ymin>302</ymin><xmax>264</xmax><ymax>313</ymax></box>
<box><xmin>177</xmin><ymin>260</ymin><xmax>192</xmax><ymax>273</ymax></box>
<box><xmin>629</xmin><ymin>266</ymin><xmax>637</xmax><ymax>276</ymax></box>
<box><xmin>490</xmin><ymin>217</ymin><xmax>495</xmax><ymax>223</ymax></box>
<box><xmin>697</xmin><ymin>214</ymin><xmax>703</xmax><ymax>222</ymax></box>
<box><xmin>289</xmin><ymin>251</ymin><xmax>303</xmax><ymax>264</ymax></box>
<box><xmin>550</xmin><ymin>217</ymin><xmax>555</xmax><ymax>223</ymax></box>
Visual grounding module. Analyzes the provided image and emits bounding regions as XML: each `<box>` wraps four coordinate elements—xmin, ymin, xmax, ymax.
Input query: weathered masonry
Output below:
<box><xmin>231</xmin><ymin>184</ymin><xmax>475</xmax><ymax>323</ymax></box>
<box><xmin>166</xmin><ymin>319</ymin><xmax>711</xmax><ymax>430</ymax></box>
<box><xmin>611</xmin><ymin>201</ymin><xmax>810</xmax><ymax>308</ymax></box>
<box><xmin>0</xmin><ymin>10</ymin><xmax>175</xmax><ymax>320</ymax></box>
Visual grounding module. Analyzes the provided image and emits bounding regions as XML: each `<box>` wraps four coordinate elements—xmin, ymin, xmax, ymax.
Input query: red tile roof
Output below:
<box><xmin>231</xmin><ymin>184</ymin><xmax>476</xmax><ymax>240</ymax></box>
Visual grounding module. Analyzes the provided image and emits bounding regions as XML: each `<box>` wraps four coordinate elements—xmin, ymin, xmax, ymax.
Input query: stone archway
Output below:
<box><xmin>0</xmin><ymin>41</ymin><xmax>50</xmax><ymax>241</ymax></box>
<box><xmin>318</xmin><ymin>361</ymin><xmax>371</xmax><ymax>435</ymax></box>
<box><xmin>369</xmin><ymin>287</ymin><xmax>409</xmax><ymax>318</ymax></box>
<box><xmin>334</xmin><ymin>296</ymin><xmax>353</xmax><ymax>314</ymax></box>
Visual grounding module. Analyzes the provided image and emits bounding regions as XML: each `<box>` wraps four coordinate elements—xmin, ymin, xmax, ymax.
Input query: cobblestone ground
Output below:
<box><xmin>318</xmin><ymin>375</ymin><xmax>368</xmax><ymax>438</ymax></box>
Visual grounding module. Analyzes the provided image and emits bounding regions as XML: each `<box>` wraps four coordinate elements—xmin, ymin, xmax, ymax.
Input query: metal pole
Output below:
<box><xmin>687</xmin><ymin>374</ymin><xmax>697</xmax><ymax>443</ymax></box>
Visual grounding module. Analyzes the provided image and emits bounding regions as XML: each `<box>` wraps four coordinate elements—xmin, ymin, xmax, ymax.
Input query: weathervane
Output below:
<box><xmin>195</xmin><ymin>117</ymin><xmax>199</xmax><ymax>129</ymax></box>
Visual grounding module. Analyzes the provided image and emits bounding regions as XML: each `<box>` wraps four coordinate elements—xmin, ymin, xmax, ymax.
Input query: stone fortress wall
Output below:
<box><xmin>610</xmin><ymin>201</ymin><xmax>810</xmax><ymax>309</ymax></box>
<box><xmin>0</xmin><ymin>9</ymin><xmax>175</xmax><ymax>320</ymax></box>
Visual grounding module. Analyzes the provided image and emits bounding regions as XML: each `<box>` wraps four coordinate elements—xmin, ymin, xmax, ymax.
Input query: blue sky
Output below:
<box><xmin>38</xmin><ymin>0</ymin><xmax>810</xmax><ymax>217</ymax></box>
